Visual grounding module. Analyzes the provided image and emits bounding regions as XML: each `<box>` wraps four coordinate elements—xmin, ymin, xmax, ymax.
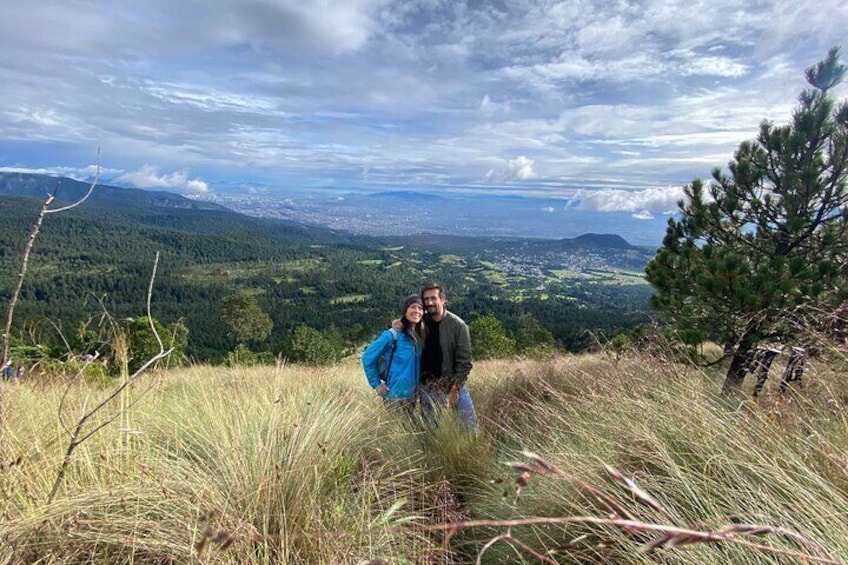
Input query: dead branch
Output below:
<box><xmin>47</xmin><ymin>252</ymin><xmax>172</xmax><ymax>503</ymax></box>
<box><xmin>419</xmin><ymin>452</ymin><xmax>844</xmax><ymax>565</ymax></box>
<box><xmin>421</xmin><ymin>515</ymin><xmax>842</xmax><ymax>564</ymax></box>
<box><xmin>2</xmin><ymin>149</ymin><xmax>100</xmax><ymax>367</ymax></box>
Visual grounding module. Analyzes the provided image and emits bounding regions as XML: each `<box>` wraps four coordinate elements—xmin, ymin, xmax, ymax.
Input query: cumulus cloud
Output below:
<box><xmin>579</xmin><ymin>185</ymin><xmax>684</xmax><ymax>213</ymax></box>
<box><xmin>116</xmin><ymin>165</ymin><xmax>210</xmax><ymax>194</ymax></box>
<box><xmin>507</xmin><ymin>156</ymin><xmax>536</xmax><ymax>180</ymax></box>
<box><xmin>632</xmin><ymin>210</ymin><xmax>655</xmax><ymax>220</ymax></box>
<box><xmin>485</xmin><ymin>156</ymin><xmax>537</xmax><ymax>182</ymax></box>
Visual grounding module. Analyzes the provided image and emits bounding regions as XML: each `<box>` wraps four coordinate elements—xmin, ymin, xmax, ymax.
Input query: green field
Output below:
<box><xmin>357</xmin><ymin>259</ymin><xmax>384</xmax><ymax>266</ymax></box>
<box><xmin>329</xmin><ymin>293</ymin><xmax>370</xmax><ymax>304</ymax></box>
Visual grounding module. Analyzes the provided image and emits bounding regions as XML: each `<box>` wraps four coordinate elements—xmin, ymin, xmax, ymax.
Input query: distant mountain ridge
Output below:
<box><xmin>0</xmin><ymin>173</ymin><xmax>646</xmax><ymax>253</ymax></box>
<box><xmin>0</xmin><ymin>173</ymin><xmax>654</xmax><ymax>362</ymax></box>
<box><xmin>0</xmin><ymin>172</ymin><xmax>348</xmax><ymax>245</ymax></box>
<box><xmin>364</xmin><ymin>190</ymin><xmax>445</xmax><ymax>202</ymax></box>
<box><xmin>0</xmin><ymin>172</ymin><xmax>227</xmax><ymax>212</ymax></box>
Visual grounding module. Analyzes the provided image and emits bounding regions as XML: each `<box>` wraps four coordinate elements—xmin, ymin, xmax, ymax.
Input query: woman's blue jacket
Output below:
<box><xmin>362</xmin><ymin>328</ymin><xmax>421</xmax><ymax>400</ymax></box>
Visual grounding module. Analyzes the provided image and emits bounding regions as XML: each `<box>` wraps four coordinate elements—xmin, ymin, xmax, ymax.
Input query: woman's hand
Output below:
<box><xmin>375</xmin><ymin>383</ymin><xmax>389</xmax><ymax>397</ymax></box>
<box><xmin>447</xmin><ymin>384</ymin><xmax>460</xmax><ymax>407</ymax></box>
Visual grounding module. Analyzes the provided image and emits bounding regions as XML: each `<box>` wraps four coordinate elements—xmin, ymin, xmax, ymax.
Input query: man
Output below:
<box><xmin>418</xmin><ymin>282</ymin><xmax>478</xmax><ymax>429</ymax></box>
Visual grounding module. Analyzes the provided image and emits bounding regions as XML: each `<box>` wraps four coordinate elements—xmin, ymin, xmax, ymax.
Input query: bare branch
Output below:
<box><xmin>47</xmin><ymin>251</ymin><xmax>171</xmax><ymax>503</ymax></box>
<box><xmin>147</xmin><ymin>252</ymin><xmax>164</xmax><ymax>353</ymax></box>
<box><xmin>418</xmin><ymin>516</ymin><xmax>843</xmax><ymax>565</ymax></box>
<box><xmin>44</xmin><ymin>149</ymin><xmax>100</xmax><ymax>214</ymax></box>
<box><xmin>2</xmin><ymin>149</ymin><xmax>100</xmax><ymax>368</ymax></box>
<box><xmin>421</xmin><ymin>453</ymin><xmax>845</xmax><ymax>565</ymax></box>
<box><xmin>2</xmin><ymin>195</ymin><xmax>53</xmax><ymax>368</ymax></box>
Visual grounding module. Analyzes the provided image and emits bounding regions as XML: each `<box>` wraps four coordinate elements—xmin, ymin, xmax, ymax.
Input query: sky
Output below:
<box><xmin>1</xmin><ymin>0</ymin><xmax>847</xmax><ymax>221</ymax></box>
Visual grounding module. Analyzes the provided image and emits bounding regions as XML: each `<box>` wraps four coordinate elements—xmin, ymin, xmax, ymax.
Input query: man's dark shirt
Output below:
<box><xmin>421</xmin><ymin>317</ymin><xmax>442</xmax><ymax>385</ymax></box>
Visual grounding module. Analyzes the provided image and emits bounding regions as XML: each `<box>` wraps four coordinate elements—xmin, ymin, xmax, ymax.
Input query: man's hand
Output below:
<box><xmin>375</xmin><ymin>383</ymin><xmax>389</xmax><ymax>397</ymax></box>
<box><xmin>447</xmin><ymin>384</ymin><xmax>460</xmax><ymax>407</ymax></box>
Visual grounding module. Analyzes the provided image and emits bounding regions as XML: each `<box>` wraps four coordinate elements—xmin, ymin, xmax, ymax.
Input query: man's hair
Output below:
<box><xmin>421</xmin><ymin>282</ymin><xmax>446</xmax><ymax>300</ymax></box>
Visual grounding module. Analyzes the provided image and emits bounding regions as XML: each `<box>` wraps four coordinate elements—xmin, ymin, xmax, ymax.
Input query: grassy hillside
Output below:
<box><xmin>2</xmin><ymin>348</ymin><xmax>846</xmax><ymax>564</ymax></box>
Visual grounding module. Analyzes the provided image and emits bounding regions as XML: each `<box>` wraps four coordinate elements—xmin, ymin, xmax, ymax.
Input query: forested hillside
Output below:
<box><xmin>0</xmin><ymin>180</ymin><xmax>654</xmax><ymax>364</ymax></box>
<box><xmin>0</xmin><ymin>172</ymin><xmax>227</xmax><ymax>212</ymax></box>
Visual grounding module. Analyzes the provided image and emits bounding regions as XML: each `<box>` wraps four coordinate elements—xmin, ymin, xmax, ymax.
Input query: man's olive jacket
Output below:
<box><xmin>429</xmin><ymin>309</ymin><xmax>473</xmax><ymax>389</ymax></box>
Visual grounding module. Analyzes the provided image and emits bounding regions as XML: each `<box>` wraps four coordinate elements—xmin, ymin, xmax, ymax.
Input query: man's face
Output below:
<box><xmin>422</xmin><ymin>289</ymin><xmax>445</xmax><ymax>317</ymax></box>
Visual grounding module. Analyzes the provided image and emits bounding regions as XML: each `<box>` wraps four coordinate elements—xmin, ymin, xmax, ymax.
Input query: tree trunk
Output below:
<box><xmin>721</xmin><ymin>326</ymin><xmax>759</xmax><ymax>396</ymax></box>
<box><xmin>779</xmin><ymin>347</ymin><xmax>807</xmax><ymax>393</ymax></box>
<box><xmin>752</xmin><ymin>348</ymin><xmax>782</xmax><ymax>397</ymax></box>
<box><xmin>721</xmin><ymin>347</ymin><xmax>752</xmax><ymax>396</ymax></box>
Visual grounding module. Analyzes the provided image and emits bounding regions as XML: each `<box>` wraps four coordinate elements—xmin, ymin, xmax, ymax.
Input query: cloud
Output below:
<box><xmin>632</xmin><ymin>210</ymin><xmax>655</xmax><ymax>220</ymax></box>
<box><xmin>0</xmin><ymin>166</ymin><xmax>48</xmax><ymax>175</ymax></box>
<box><xmin>485</xmin><ymin>155</ymin><xmax>537</xmax><ymax>182</ymax></box>
<box><xmin>116</xmin><ymin>165</ymin><xmax>210</xmax><ymax>194</ymax></box>
<box><xmin>139</xmin><ymin>81</ymin><xmax>281</xmax><ymax>114</ymax></box>
<box><xmin>478</xmin><ymin>95</ymin><xmax>511</xmax><ymax>118</ymax></box>
<box><xmin>675</xmin><ymin>53</ymin><xmax>749</xmax><ymax>78</ymax></box>
<box><xmin>210</xmin><ymin>0</ymin><xmax>386</xmax><ymax>55</ymax></box>
<box><xmin>9</xmin><ymin>107</ymin><xmax>62</xmax><ymax>127</ymax></box>
<box><xmin>0</xmin><ymin>164</ymin><xmax>120</xmax><ymax>182</ymax></box>
<box><xmin>507</xmin><ymin>156</ymin><xmax>536</xmax><ymax>180</ymax></box>
<box><xmin>0</xmin><ymin>0</ymin><xmax>847</xmax><ymax>208</ymax></box>
<box><xmin>579</xmin><ymin>185</ymin><xmax>684</xmax><ymax>213</ymax></box>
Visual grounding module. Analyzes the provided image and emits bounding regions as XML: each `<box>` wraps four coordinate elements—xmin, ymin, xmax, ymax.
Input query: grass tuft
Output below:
<box><xmin>2</xmin><ymin>350</ymin><xmax>847</xmax><ymax>563</ymax></box>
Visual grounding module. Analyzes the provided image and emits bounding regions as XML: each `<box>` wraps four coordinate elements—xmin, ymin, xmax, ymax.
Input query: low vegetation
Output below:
<box><xmin>2</xmin><ymin>347</ymin><xmax>846</xmax><ymax>564</ymax></box>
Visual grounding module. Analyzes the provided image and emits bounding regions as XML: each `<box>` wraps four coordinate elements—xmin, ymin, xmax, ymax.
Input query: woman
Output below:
<box><xmin>362</xmin><ymin>295</ymin><xmax>426</xmax><ymax>409</ymax></box>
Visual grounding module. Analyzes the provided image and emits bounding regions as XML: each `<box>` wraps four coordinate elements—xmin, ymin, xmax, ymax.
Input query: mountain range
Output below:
<box><xmin>0</xmin><ymin>172</ymin><xmax>655</xmax><ymax>361</ymax></box>
<box><xmin>0</xmin><ymin>172</ymin><xmax>655</xmax><ymax>252</ymax></box>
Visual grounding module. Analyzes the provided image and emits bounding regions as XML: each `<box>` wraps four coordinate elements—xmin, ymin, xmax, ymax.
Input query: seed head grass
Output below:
<box><xmin>1</xmin><ymin>351</ymin><xmax>847</xmax><ymax>563</ymax></box>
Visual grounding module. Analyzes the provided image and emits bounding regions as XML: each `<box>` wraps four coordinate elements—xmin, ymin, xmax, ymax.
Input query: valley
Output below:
<box><xmin>0</xmin><ymin>173</ymin><xmax>655</xmax><ymax>362</ymax></box>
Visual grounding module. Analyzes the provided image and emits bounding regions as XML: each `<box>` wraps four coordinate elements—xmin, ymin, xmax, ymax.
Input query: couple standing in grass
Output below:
<box><xmin>361</xmin><ymin>282</ymin><xmax>478</xmax><ymax>430</ymax></box>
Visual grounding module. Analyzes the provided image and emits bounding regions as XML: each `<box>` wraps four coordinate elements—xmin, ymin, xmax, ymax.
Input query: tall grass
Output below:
<box><xmin>467</xmin><ymin>354</ymin><xmax>848</xmax><ymax>563</ymax></box>
<box><xmin>1</xmin><ymin>351</ymin><xmax>847</xmax><ymax>564</ymax></box>
<box><xmin>1</xmin><ymin>362</ymin><xmax>449</xmax><ymax>564</ymax></box>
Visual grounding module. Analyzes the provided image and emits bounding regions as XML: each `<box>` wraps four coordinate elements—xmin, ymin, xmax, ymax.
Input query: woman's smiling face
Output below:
<box><xmin>404</xmin><ymin>302</ymin><xmax>424</xmax><ymax>325</ymax></box>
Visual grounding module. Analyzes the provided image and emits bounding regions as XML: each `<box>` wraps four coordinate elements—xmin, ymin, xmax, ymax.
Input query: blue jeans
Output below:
<box><xmin>418</xmin><ymin>384</ymin><xmax>479</xmax><ymax>430</ymax></box>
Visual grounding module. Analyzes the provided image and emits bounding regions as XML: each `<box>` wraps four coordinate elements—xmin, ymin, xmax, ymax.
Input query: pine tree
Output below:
<box><xmin>470</xmin><ymin>313</ymin><xmax>517</xmax><ymax>359</ymax></box>
<box><xmin>646</xmin><ymin>47</ymin><xmax>848</xmax><ymax>395</ymax></box>
<box><xmin>220</xmin><ymin>290</ymin><xmax>273</xmax><ymax>346</ymax></box>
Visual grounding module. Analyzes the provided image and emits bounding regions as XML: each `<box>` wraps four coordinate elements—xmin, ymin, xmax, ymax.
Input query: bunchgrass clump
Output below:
<box><xmin>2</xmin><ymin>349</ymin><xmax>847</xmax><ymax>564</ymax></box>
<box><xmin>454</xmin><ymin>352</ymin><xmax>848</xmax><ymax>564</ymax></box>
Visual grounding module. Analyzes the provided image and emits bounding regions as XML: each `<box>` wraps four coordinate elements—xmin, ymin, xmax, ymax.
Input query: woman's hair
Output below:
<box><xmin>401</xmin><ymin>316</ymin><xmax>427</xmax><ymax>344</ymax></box>
<box><xmin>401</xmin><ymin>298</ymin><xmax>427</xmax><ymax>345</ymax></box>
